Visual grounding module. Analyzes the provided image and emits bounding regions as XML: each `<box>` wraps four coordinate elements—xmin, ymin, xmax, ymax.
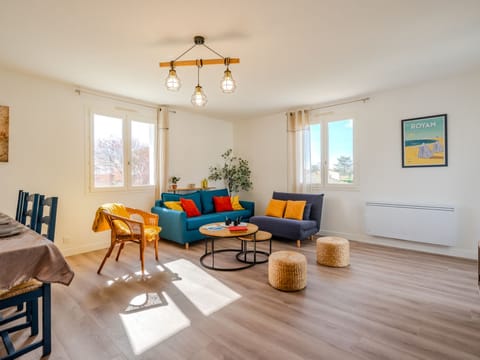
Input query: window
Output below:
<box><xmin>91</xmin><ymin>112</ymin><xmax>155</xmax><ymax>190</ymax></box>
<box><xmin>309</xmin><ymin>114</ymin><xmax>356</xmax><ymax>188</ymax></box>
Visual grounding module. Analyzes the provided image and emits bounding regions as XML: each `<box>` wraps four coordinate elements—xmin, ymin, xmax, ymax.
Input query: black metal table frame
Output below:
<box><xmin>200</xmin><ymin>232</ymin><xmax>271</xmax><ymax>271</ymax></box>
<box><xmin>236</xmin><ymin>236</ymin><xmax>272</xmax><ymax>264</ymax></box>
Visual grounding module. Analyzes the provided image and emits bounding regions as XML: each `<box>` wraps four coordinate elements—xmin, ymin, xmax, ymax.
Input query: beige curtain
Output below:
<box><xmin>287</xmin><ymin>110</ymin><xmax>311</xmax><ymax>193</ymax></box>
<box><xmin>155</xmin><ymin>107</ymin><xmax>169</xmax><ymax>199</ymax></box>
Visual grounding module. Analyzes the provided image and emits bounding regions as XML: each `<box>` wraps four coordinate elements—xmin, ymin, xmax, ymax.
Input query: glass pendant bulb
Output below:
<box><xmin>220</xmin><ymin>68</ymin><xmax>236</xmax><ymax>93</ymax></box>
<box><xmin>191</xmin><ymin>85</ymin><xmax>208</xmax><ymax>107</ymax></box>
<box><xmin>165</xmin><ymin>68</ymin><xmax>181</xmax><ymax>91</ymax></box>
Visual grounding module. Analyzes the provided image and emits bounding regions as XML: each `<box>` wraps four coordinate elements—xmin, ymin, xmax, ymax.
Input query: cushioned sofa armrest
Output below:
<box><xmin>150</xmin><ymin>206</ymin><xmax>187</xmax><ymax>243</ymax></box>
<box><xmin>239</xmin><ymin>200</ymin><xmax>255</xmax><ymax>217</ymax></box>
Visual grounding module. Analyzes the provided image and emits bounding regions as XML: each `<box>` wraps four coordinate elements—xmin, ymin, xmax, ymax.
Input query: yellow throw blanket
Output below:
<box><xmin>91</xmin><ymin>203</ymin><xmax>129</xmax><ymax>232</ymax></box>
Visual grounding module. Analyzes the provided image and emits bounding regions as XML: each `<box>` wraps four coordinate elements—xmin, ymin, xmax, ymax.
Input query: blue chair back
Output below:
<box><xmin>25</xmin><ymin>193</ymin><xmax>41</xmax><ymax>230</ymax></box>
<box><xmin>35</xmin><ymin>196</ymin><xmax>58</xmax><ymax>241</ymax></box>
<box><xmin>15</xmin><ymin>190</ymin><xmax>28</xmax><ymax>223</ymax></box>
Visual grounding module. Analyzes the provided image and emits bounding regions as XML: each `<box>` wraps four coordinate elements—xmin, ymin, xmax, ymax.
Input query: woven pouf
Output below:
<box><xmin>268</xmin><ymin>251</ymin><xmax>307</xmax><ymax>291</ymax></box>
<box><xmin>316</xmin><ymin>237</ymin><xmax>350</xmax><ymax>267</ymax></box>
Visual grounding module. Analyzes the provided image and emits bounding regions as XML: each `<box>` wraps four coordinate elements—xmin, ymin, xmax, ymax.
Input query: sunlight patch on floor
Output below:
<box><xmin>165</xmin><ymin>258</ymin><xmax>241</xmax><ymax>316</ymax></box>
<box><xmin>120</xmin><ymin>291</ymin><xmax>190</xmax><ymax>355</ymax></box>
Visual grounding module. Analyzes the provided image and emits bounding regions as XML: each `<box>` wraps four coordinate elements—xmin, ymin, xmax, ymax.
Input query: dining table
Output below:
<box><xmin>0</xmin><ymin>212</ymin><xmax>74</xmax><ymax>292</ymax></box>
<box><xmin>0</xmin><ymin>211</ymin><xmax>74</xmax><ymax>356</ymax></box>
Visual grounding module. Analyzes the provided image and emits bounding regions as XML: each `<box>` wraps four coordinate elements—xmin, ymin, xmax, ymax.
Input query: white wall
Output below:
<box><xmin>234</xmin><ymin>67</ymin><xmax>480</xmax><ymax>259</ymax></box>
<box><xmin>0</xmin><ymin>67</ymin><xmax>233</xmax><ymax>255</ymax></box>
<box><xmin>168</xmin><ymin>110</ymin><xmax>233</xmax><ymax>189</ymax></box>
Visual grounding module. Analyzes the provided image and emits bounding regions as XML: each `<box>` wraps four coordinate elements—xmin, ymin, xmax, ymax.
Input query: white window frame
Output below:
<box><xmin>88</xmin><ymin>108</ymin><xmax>156</xmax><ymax>192</ymax></box>
<box><xmin>310</xmin><ymin>111</ymin><xmax>358</xmax><ymax>191</ymax></box>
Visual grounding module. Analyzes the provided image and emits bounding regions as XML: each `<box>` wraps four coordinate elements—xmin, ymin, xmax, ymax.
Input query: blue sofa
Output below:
<box><xmin>151</xmin><ymin>189</ymin><xmax>255</xmax><ymax>248</ymax></box>
<box><xmin>250</xmin><ymin>191</ymin><xmax>324</xmax><ymax>247</ymax></box>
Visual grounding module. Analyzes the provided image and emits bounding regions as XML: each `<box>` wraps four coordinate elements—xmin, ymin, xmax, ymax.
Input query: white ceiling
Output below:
<box><xmin>1</xmin><ymin>0</ymin><xmax>480</xmax><ymax>120</ymax></box>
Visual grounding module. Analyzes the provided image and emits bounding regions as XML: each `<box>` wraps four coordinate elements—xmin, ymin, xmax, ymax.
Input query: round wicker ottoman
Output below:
<box><xmin>268</xmin><ymin>251</ymin><xmax>307</xmax><ymax>291</ymax></box>
<box><xmin>316</xmin><ymin>237</ymin><xmax>350</xmax><ymax>267</ymax></box>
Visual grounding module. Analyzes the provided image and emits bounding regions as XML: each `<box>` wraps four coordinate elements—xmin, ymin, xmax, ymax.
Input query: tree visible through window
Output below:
<box><xmin>92</xmin><ymin>113</ymin><xmax>155</xmax><ymax>190</ymax></box>
<box><xmin>309</xmin><ymin>117</ymin><xmax>355</xmax><ymax>187</ymax></box>
<box><xmin>93</xmin><ymin>114</ymin><xmax>124</xmax><ymax>187</ymax></box>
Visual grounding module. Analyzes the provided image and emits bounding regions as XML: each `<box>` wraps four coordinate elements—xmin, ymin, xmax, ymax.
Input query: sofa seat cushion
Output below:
<box><xmin>250</xmin><ymin>216</ymin><xmax>317</xmax><ymax>241</ymax></box>
<box><xmin>185</xmin><ymin>209</ymin><xmax>253</xmax><ymax>231</ymax></box>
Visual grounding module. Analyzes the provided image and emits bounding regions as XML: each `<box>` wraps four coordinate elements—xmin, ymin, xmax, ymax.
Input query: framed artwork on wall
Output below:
<box><xmin>0</xmin><ymin>105</ymin><xmax>9</xmax><ymax>163</ymax></box>
<box><xmin>401</xmin><ymin>114</ymin><xmax>448</xmax><ymax>168</ymax></box>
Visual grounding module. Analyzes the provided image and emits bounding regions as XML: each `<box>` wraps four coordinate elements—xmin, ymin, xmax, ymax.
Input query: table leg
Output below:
<box><xmin>254</xmin><ymin>233</ymin><xmax>257</xmax><ymax>264</ymax></box>
<box><xmin>210</xmin><ymin>238</ymin><xmax>214</xmax><ymax>268</ymax></box>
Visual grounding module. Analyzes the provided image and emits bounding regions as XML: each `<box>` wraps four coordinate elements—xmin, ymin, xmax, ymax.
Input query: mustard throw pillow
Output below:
<box><xmin>284</xmin><ymin>200</ymin><xmax>306</xmax><ymax>220</ymax></box>
<box><xmin>164</xmin><ymin>201</ymin><xmax>184</xmax><ymax>211</ymax></box>
<box><xmin>231</xmin><ymin>195</ymin><xmax>245</xmax><ymax>210</ymax></box>
<box><xmin>265</xmin><ymin>199</ymin><xmax>287</xmax><ymax>218</ymax></box>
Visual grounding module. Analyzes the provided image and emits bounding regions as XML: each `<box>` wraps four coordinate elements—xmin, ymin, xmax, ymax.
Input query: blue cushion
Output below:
<box><xmin>162</xmin><ymin>191</ymin><xmax>203</xmax><ymax>213</ymax></box>
<box><xmin>303</xmin><ymin>203</ymin><xmax>312</xmax><ymax>220</ymax></box>
<box><xmin>200</xmin><ymin>188</ymin><xmax>229</xmax><ymax>214</ymax></box>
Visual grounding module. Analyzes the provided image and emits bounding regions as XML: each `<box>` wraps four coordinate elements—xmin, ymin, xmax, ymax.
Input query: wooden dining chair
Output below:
<box><xmin>0</xmin><ymin>195</ymin><xmax>58</xmax><ymax>358</ymax></box>
<box><xmin>24</xmin><ymin>193</ymin><xmax>41</xmax><ymax>230</ymax></box>
<box><xmin>0</xmin><ymin>281</ymin><xmax>51</xmax><ymax>359</ymax></box>
<box><xmin>15</xmin><ymin>190</ymin><xmax>28</xmax><ymax>223</ymax></box>
<box><xmin>35</xmin><ymin>196</ymin><xmax>58</xmax><ymax>241</ymax></box>
<box><xmin>93</xmin><ymin>204</ymin><xmax>161</xmax><ymax>274</ymax></box>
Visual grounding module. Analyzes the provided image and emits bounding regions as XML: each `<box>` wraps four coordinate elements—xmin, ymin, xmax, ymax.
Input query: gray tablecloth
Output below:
<box><xmin>0</xmin><ymin>215</ymin><xmax>74</xmax><ymax>291</ymax></box>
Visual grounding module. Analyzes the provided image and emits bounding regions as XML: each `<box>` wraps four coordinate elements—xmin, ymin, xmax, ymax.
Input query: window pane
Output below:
<box><xmin>131</xmin><ymin>121</ymin><xmax>155</xmax><ymax>186</ymax></box>
<box><xmin>328</xmin><ymin>119</ymin><xmax>353</xmax><ymax>184</ymax></box>
<box><xmin>309</xmin><ymin>123</ymin><xmax>322</xmax><ymax>185</ymax></box>
<box><xmin>93</xmin><ymin>114</ymin><xmax>124</xmax><ymax>187</ymax></box>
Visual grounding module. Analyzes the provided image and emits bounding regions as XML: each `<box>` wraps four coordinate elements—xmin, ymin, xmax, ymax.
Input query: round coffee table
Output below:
<box><xmin>236</xmin><ymin>230</ymin><xmax>272</xmax><ymax>264</ymax></box>
<box><xmin>199</xmin><ymin>223</ymin><xmax>258</xmax><ymax>271</ymax></box>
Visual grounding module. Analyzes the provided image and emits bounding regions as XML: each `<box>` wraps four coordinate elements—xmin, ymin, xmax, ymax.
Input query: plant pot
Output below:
<box><xmin>171</xmin><ymin>184</ymin><xmax>177</xmax><ymax>190</ymax></box>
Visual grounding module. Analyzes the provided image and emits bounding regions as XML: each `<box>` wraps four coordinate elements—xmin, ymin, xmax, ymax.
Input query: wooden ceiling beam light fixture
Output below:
<box><xmin>159</xmin><ymin>35</ymin><xmax>239</xmax><ymax>106</ymax></box>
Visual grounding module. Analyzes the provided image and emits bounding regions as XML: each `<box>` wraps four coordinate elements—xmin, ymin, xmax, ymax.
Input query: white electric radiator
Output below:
<box><xmin>365</xmin><ymin>202</ymin><xmax>457</xmax><ymax>246</ymax></box>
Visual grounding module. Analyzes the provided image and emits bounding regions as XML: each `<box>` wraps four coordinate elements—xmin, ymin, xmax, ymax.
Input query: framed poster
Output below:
<box><xmin>0</xmin><ymin>105</ymin><xmax>8</xmax><ymax>163</ymax></box>
<box><xmin>401</xmin><ymin>114</ymin><xmax>447</xmax><ymax>168</ymax></box>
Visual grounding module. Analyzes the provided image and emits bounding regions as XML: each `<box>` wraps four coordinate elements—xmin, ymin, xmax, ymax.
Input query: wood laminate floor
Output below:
<box><xmin>2</xmin><ymin>238</ymin><xmax>480</xmax><ymax>360</ymax></box>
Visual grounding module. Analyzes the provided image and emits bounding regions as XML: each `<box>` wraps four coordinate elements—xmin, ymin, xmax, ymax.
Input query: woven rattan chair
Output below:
<box><xmin>93</xmin><ymin>204</ymin><xmax>161</xmax><ymax>274</ymax></box>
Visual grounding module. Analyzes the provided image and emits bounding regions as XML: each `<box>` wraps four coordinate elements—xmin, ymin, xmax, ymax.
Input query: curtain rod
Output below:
<box><xmin>310</xmin><ymin>97</ymin><xmax>370</xmax><ymax>111</ymax></box>
<box><xmin>74</xmin><ymin>87</ymin><xmax>162</xmax><ymax>111</ymax></box>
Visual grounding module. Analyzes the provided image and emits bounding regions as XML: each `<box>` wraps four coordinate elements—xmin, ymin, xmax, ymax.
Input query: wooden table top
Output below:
<box><xmin>199</xmin><ymin>222</ymin><xmax>258</xmax><ymax>238</ymax></box>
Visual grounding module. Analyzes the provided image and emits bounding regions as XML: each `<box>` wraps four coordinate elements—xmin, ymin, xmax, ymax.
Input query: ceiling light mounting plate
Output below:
<box><xmin>194</xmin><ymin>36</ymin><xmax>205</xmax><ymax>45</ymax></box>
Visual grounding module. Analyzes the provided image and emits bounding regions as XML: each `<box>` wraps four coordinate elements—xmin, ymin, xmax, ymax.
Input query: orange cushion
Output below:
<box><xmin>213</xmin><ymin>196</ymin><xmax>234</xmax><ymax>212</ymax></box>
<box><xmin>265</xmin><ymin>199</ymin><xmax>287</xmax><ymax>218</ymax></box>
<box><xmin>180</xmin><ymin>198</ymin><xmax>201</xmax><ymax>217</ymax></box>
<box><xmin>284</xmin><ymin>200</ymin><xmax>306</xmax><ymax>220</ymax></box>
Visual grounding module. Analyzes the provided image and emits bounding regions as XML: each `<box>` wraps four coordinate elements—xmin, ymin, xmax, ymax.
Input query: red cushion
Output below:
<box><xmin>180</xmin><ymin>198</ymin><xmax>201</xmax><ymax>217</ymax></box>
<box><xmin>213</xmin><ymin>196</ymin><xmax>234</xmax><ymax>212</ymax></box>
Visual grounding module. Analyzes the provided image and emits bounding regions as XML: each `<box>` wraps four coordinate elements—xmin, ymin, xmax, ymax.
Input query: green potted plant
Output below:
<box><xmin>169</xmin><ymin>176</ymin><xmax>181</xmax><ymax>190</ymax></box>
<box><xmin>208</xmin><ymin>149</ymin><xmax>252</xmax><ymax>194</ymax></box>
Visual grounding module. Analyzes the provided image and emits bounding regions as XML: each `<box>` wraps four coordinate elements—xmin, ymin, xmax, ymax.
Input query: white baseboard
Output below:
<box><xmin>58</xmin><ymin>240</ymin><xmax>108</xmax><ymax>257</ymax></box>
<box><xmin>318</xmin><ymin>230</ymin><xmax>476</xmax><ymax>260</ymax></box>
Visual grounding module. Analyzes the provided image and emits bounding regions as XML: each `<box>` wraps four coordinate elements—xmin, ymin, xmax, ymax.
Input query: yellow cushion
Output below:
<box><xmin>265</xmin><ymin>199</ymin><xmax>287</xmax><ymax>218</ymax></box>
<box><xmin>92</xmin><ymin>203</ymin><xmax>130</xmax><ymax>232</ymax></box>
<box><xmin>231</xmin><ymin>195</ymin><xmax>245</xmax><ymax>210</ymax></box>
<box><xmin>144</xmin><ymin>225</ymin><xmax>161</xmax><ymax>242</ymax></box>
<box><xmin>164</xmin><ymin>201</ymin><xmax>184</xmax><ymax>211</ymax></box>
<box><xmin>112</xmin><ymin>219</ymin><xmax>131</xmax><ymax>235</ymax></box>
<box><xmin>284</xmin><ymin>200</ymin><xmax>306</xmax><ymax>220</ymax></box>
